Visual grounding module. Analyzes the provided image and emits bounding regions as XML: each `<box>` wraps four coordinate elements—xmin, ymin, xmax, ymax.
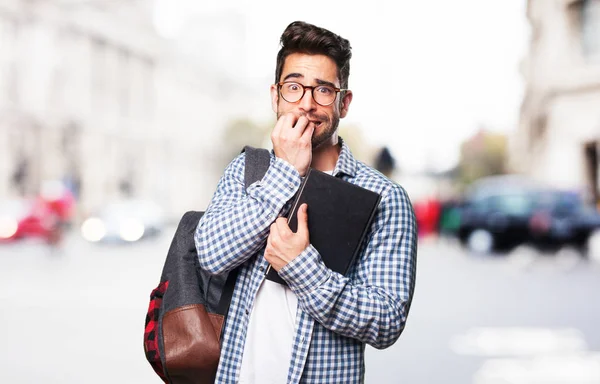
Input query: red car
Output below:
<box><xmin>0</xmin><ymin>198</ymin><xmax>62</xmax><ymax>243</ymax></box>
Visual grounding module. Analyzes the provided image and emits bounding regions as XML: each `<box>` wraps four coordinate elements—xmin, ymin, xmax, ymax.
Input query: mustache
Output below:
<box><xmin>299</xmin><ymin>113</ymin><xmax>328</xmax><ymax>123</ymax></box>
<box><xmin>275</xmin><ymin>109</ymin><xmax>329</xmax><ymax>123</ymax></box>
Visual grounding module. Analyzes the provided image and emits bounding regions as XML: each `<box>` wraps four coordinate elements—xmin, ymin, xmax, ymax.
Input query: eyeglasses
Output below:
<box><xmin>277</xmin><ymin>81</ymin><xmax>348</xmax><ymax>106</ymax></box>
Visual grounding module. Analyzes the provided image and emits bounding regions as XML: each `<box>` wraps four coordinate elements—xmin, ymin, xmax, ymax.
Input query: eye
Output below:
<box><xmin>286</xmin><ymin>83</ymin><xmax>301</xmax><ymax>92</ymax></box>
<box><xmin>316</xmin><ymin>86</ymin><xmax>334</xmax><ymax>95</ymax></box>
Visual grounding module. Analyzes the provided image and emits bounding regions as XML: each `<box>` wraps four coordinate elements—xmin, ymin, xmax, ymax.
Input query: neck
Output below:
<box><xmin>310</xmin><ymin>135</ymin><xmax>341</xmax><ymax>172</ymax></box>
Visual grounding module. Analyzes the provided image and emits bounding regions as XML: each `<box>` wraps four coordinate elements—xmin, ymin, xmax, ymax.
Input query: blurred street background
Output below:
<box><xmin>2</xmin><ymin>234</ymin><xmax>600</xmax><ymax>383</ymax></box>
<box><xmin>1</xmin><ymin>0</ymin><xmax>600</xmax><ymax>383</ymax></box>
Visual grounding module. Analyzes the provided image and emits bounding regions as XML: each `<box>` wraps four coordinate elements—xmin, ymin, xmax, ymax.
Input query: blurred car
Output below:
<box><xmin>80</xmin><ymin>199</ymin><xmax>166</xmax><ymax>244</ymax></box>
<box><xmin>0</xmin><ymin>198</ymin><xmax>61</xmax><ymax>242</ymax></box>
<box><xmin>528</xmin><ymin>189</ymin><xmax>600</xmax><ymax>250</ymax></box>
<box><xmin>39</xmin><ymin>180</ymin><xmax>76</xmax><ymax>225</ymax></box>
<box><xmin>457</xmin><ymin>185</ymin><xmax>538</xmax><ymax>253</ymax></box>
<box><xmin>457</xmin><ymin>175</ymin><xmax>600</xmax><ymax>255</ymax></box>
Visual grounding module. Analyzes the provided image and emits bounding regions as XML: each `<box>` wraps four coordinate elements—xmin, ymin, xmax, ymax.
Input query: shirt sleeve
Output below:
<box><xmin>278</xmin><ymin>183</ymin><xmax>418</xmax><ymax>349</ymax></box>
<box><xmin>194</xmin><ymin>152</ymin><xmax>302</xmax><ymax>274</ymax></box>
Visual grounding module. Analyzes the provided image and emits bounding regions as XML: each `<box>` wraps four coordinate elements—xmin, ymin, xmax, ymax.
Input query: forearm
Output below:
<box><xmin>280</xmin><ymin>246</ymin><xmax>414</xmax><ymax>349</ymax></box>
<box><xmin>195</xmin><ymin>155</ymin><xmax>302</xmax><ymax>274</ymax></box>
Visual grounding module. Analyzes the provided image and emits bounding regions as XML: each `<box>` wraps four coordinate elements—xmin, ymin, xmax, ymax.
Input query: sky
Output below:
<box><xmin>154</xmin><ymin>0</ymin><xmax>529</xmax><ymax>173</ymax></box>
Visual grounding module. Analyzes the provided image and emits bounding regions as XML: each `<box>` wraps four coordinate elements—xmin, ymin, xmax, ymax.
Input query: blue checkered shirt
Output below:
<box><xmin>195</xmin><ymin>141</ymin><xmax>417</xmax><ymax>384</ymax></box>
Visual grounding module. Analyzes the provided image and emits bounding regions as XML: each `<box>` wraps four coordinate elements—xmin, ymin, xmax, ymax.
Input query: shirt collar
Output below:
<box><xmin>332</xmin><ymin>137</ymin><xmax>358</xmax><ymax>178</ymax></box>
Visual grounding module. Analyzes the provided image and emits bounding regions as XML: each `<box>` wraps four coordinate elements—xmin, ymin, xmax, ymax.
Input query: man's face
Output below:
<box><xmin>270</xmin><ymin>53</ymin><xmax>352</xmax><ymax>150</ymax></box>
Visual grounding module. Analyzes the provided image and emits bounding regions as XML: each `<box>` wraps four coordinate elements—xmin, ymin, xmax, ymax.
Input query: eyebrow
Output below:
<box><xmin>282</xmin><ymin>73</ymin><xmax>338</xmax><ymax>88</ymax></box>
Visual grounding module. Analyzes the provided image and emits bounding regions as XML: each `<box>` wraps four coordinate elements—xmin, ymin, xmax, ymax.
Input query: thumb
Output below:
<box><xmin>296</xmin><ymin>203</ymin><xmax>309</xmax><ymax>235</ymax></box>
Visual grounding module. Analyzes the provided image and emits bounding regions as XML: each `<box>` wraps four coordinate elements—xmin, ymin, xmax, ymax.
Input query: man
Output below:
<box><xmin>195</xmin><ymin>21</ymin><xmax>417</xmax><ymax>384</ymax></box>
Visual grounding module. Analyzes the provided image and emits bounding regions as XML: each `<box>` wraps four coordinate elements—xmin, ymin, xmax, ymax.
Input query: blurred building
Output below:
<box><xmin>460</xmin><ymin>127</ymin><xmax>508</xmax><ymax>186</ymax></box>
<box><xmin>0</xmin><ymin>0</ymin><xmax>251</xmax><ymax>219</ymax></box>
<box><xmin>511</xmin><ymin>0</ymin><xmax>600</xmax><ymax>205</ymax></box>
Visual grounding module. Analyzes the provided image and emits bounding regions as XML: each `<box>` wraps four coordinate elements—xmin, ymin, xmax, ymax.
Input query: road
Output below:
<box><xmin>1</xmin><ymin>230</ymin><xmax>599</xmax><ymax>383</ymax></box>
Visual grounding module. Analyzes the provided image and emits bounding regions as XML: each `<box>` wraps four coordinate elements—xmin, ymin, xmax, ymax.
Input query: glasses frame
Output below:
<box><xmin>276</xmin><ymin>81</ymin><xmax>348</xmax><ymax>106</ymax></box>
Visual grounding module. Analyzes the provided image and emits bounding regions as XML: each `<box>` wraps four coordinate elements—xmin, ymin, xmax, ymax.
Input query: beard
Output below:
<box><xmin>276</xmin><ymin>110</ymin><xmax>340</xmax><ymax>149</ymax></box>
<box><xmin>311</xmin><ymin>113</ymin><xmax>340</xmax><ymax>149</ymax></box>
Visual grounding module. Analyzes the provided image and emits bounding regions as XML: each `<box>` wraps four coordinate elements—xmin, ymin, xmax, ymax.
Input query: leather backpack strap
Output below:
<box><xmin>217</xmin><ymin>146</ymin><xmax>271</xmax><ymax>315</ymax></box>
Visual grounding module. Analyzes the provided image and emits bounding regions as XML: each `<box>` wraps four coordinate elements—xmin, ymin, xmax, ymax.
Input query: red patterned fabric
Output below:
<box><xmin>144</xmin><ymin>280</ymin><xmax>169</xmax><ymax>382</ymax></box>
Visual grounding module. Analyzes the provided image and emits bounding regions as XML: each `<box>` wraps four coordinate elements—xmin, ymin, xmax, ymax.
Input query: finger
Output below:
<box><xmin>291</xmin><ymin>115</ymin><xmax>309</xmax><ymax>137</ymax></box>
<box><xmin>271</xmin><ymin>113</ymin><xmax>288</xmax><ymax>140</ymax></box>
<box><xmin>301</xmin><ymin>122</ymin><xmax>315</xmax><ymax>144</ymax></box>
<box><xmin>264</xmin><ymin>241</ymin><xmax>273</xmax><ymax>258</ymax></box>
<box><xmin>279</xmin><ymin>113</ymin><xmax>299</xmax><ymax>142</ymax></box>
<box><xmin>284</xmin><ymin>112</ymin><xmax>297</xmax><ymax>130</ymax></box>
<box><xmin>294</xmin><ymin>115</ymin><xmax>309</xmax><ymax>132</ymax></box>
<box><xmin>296</xmin><ymin>203</ymin><xmax>309</xmax><ymax>236</ymax></box>
<box><xmin>270</xmin><ymin>222</ymin><xmax>278</xmax><ymax>236</ymax></box>
<box><xmin>269</xmin><ymin>222</ymin><xmax>279</xmax><ymax>245</ymax></box>
<box><xmin>275</xmin><ymin>217</ymin><xmax>293</xmax><ymax>237</ymax></box>
<box><xmin>273</xmin><ymin>112</ymin><xmax>296</xmax><ymax>139</ymax></box>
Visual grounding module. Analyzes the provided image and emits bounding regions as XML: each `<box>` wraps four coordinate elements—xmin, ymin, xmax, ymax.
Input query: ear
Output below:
<box><xmin>339</xmin><ymin>90</ymin><xmax>353</xmax><ymax>119</ymax></box>
<box><xmin>270</xmin><ymin>84</ymin><xmax>279</xmax><ymax>113</ymax></box>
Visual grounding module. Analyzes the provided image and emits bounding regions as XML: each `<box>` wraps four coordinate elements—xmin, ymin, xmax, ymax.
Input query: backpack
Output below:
<box><xmin>143</xmin><ymin>146</ymin><xmax>270</xmax><ymax>384</ymax></box>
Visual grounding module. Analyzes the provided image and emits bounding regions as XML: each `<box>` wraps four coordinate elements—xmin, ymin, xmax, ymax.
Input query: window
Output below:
<box><xmin>494</xmin><ymin>195</ymin><xmax>535</xmax><ymax>216</ymax></box>
<box><xmin>118</xmin><ymin>49</ymin><xmax>131</xmax><ymax>118</ymax></box>
<box><xmin>91</xmin><ymin>38</ymin><xmax>108</xmax><ymax>114</ymax></box>
<box><xmin>0</xmin><ymin>17</ymin><xmax>19</xmax><ymax>104</ymax></box>
<box><xmin>581</xmin><ymin>0</ymin><xmax>600</xmax><ymax>61</ymax></box>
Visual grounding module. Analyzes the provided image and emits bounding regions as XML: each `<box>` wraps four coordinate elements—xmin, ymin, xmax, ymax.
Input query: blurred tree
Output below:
<box><xmin>338</xmin><ymin>124</ymin><xmax>375</xmax><ymax>165</ymax></box>
<box><xmin>458</xmin><ymin>128</ymin><xmax>508</xmax><ymax>186</ymax></box>
<box><xmin>219</xmin><ymin>117</ymin><xmax>273</xmax><ymax>169</ymax></box>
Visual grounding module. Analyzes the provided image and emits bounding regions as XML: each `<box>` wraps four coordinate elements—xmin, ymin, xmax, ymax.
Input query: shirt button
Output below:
<box><xmin>259</xmin><ymin>266</ymin><xmax>264</xmax><ymax>271</ymax></box>
<box><xmin>245</xmin><ymin>308</ymin><xmax>250</xmax><ymax>315</ymax></box>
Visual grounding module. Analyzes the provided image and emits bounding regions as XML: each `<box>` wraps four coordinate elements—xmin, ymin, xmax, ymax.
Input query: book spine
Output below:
<box><xmin>286</xmin><ymin>168</ymin><xmax>312</xmax><ymax>222</ymax></box>
<box><xmin>344</xmin><ymin>194</ymin><xmax>383</xmax><ymax>275</ymax></box>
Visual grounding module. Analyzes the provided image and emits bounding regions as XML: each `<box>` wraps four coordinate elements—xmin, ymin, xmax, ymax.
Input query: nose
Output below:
<box><xmin>298</xmin><ymin>87</ymin><xmax>317</xmax><ymax>113</ymax></box>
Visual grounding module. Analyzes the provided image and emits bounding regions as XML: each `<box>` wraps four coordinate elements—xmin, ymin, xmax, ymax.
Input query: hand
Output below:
<box><xmin>271</xmin><ymin>113</ymin><xmax>314</xmax><ymax>176</ymax></box>
<box><xmin>265</xmin><ymin>204</ymin><xmax>310</xmax><ymax>272</ymax></box>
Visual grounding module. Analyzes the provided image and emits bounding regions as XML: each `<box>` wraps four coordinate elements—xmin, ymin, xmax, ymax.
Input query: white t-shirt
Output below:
<box><xmin>238</xmin><ymin>277</ymin><xmax>298</xmax><ymax>384</ymax></box>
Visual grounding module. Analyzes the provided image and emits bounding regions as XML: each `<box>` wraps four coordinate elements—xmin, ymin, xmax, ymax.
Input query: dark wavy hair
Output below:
<box><xmin>275</xmin><ymin>21</ymin><xmax>352</xmax><ymax>90</ymax></box>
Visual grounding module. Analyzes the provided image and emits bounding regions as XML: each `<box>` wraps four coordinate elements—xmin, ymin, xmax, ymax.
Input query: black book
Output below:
<box><xmin>265</xmin><ymin>168</ymin><xmax>382</xmax><ymax>285</ymax></box>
